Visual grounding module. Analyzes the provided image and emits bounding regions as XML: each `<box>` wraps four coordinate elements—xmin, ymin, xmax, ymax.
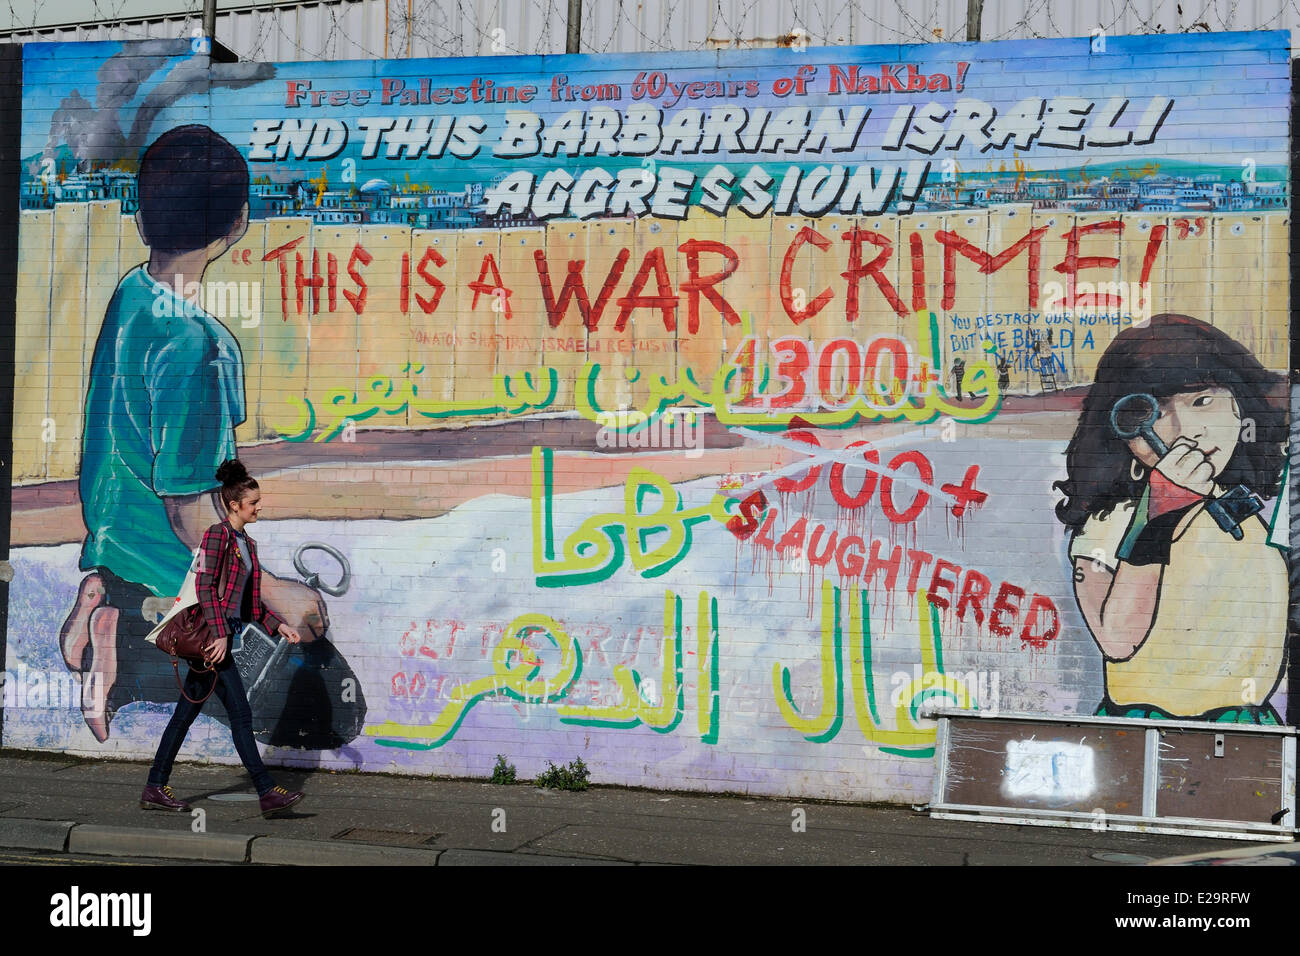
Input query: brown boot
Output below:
<box><xmin>259</xmin><ymin>786</ymin><xmax>304</xmax><ymax>818</ymax></box>
<box><xmin>140</xmin><ymin>784</ymin><xmax>191</xmax><ymax>812</ymax></box>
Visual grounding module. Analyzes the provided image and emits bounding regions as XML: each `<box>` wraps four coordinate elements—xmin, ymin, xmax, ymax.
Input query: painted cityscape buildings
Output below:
<box><xmin>17</xmin><ymin>165</ymin><xmax>1288</xmax><ymax>222</ymax></box>
<box><xmin>918</xmin><ymin>171</ymin><xmax>1286</xmax><ymax>213</ymax></box>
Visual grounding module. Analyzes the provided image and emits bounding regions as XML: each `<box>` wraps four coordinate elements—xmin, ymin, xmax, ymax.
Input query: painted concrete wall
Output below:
<box><xmin>4</xmin><ymin>31</ymin><xmax>1291</xmax><ymax>803</ymax></box>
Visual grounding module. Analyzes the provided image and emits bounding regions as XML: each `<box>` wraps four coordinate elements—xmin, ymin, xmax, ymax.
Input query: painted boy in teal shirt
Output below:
<box><xmin>79</xmin><ymin>262</ymin><xmax>246</xmax><ymax>592</ymax></box>
<box><xmin>60</xmin><ymin>125</ymin><xmax>328</xmax><ymax>741</ymax></box>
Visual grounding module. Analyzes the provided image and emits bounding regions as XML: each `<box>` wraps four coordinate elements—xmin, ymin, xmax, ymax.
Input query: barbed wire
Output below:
<box><xmin>0</xmin><ymin>0</ymin><xmax>1298</xmax><ymax>60</ymax></box>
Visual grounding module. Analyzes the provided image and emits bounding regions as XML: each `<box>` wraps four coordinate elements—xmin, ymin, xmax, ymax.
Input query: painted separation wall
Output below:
<box><xmin>2</xmin><ymin>30</ymin><xmax>1292</xmax><ymax>803</ymax></box>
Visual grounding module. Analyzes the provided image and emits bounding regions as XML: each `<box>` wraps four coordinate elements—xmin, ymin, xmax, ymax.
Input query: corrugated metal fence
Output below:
<box><xmin>0</xmin><ymin>0</ymin><xmax>1297</xmax><ymax>61</ymax></box>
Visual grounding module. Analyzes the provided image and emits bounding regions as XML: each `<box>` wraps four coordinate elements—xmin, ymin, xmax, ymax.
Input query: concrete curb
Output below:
<box><xmin>0</xmin><ymin>819</ymin><xmax>635</xmax><ymax>865</ymax></box>
<box><xmin>1</xmin><ymin>818</ymin><xmax>451</xmax><ymax>865</ymax></box>
<box><xmin>68</xmin><ymin>824</ymin><xmax>254</xmax><ymax>862</ymax></box>
<box><xmin>0</xmin><ymin>818</ymin><xmax>75</xmax><ymax>851</ymax></box>
<box><xmin>439</xmin><ymin>848</ymin><xmax>631</xmax><ymax>866</ymax></box>
<box><xmin>250</xmin><ymin>838</ymin><xmax>441</xmax><ymax>866</ymax></box>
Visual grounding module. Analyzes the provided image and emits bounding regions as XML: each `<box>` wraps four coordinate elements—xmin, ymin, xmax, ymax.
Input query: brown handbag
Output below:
<box><xmin>154</xmin><ymin>534</ymin><xmax>236</xmax><ymax>704</ymax></box>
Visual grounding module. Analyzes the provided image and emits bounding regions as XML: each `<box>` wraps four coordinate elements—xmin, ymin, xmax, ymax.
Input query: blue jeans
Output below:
<box><xmin>147</xmin><ymin>622</ymin><xmax>275</xmax><ymax>795</ymax></box>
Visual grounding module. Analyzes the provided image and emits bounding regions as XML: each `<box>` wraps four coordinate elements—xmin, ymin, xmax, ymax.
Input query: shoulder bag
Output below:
<box><xmin>145</xmin><ymin>533</ymin><xmax>235</xmax><ymax>704</ymax></box>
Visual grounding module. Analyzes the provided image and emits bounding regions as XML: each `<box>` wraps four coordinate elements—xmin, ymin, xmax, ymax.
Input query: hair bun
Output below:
<box><xmin>216</xmin><ymin>458</ymin><xmax>249</xmax><ymax>486</ymax></box>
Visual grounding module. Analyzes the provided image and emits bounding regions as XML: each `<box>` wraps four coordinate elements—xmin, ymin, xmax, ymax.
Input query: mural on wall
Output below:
<box><xmin>1057</xmin><ymin>314</ymin><xmax>1288</xmax><ymax>723</ymax></box>
<box><xmin>4</xmin><ymin>30</ymin><xmax>1290</xmax><ymax>802</ymax></box>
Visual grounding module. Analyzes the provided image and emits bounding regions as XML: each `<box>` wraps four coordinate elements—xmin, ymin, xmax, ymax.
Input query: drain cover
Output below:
<box><xmin>333</xmin><ymin>827</ymin><xmax>441</xmax><ymax>847</ymax></box>
<box><xmin>1091</xmin><ymin>852</ymin><xmax>1153</xmax><ymax>864</ymax></box>
<box><xmin>207</xmin><ymin>793</ymin><xmax>260</xmax><ymax>802</ymax></box>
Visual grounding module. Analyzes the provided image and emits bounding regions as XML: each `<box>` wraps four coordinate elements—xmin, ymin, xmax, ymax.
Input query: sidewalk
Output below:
<box><xmin>0</xmin><ymin>749</ymin><xmax>1274</xmax><ymax>866</ymax></box>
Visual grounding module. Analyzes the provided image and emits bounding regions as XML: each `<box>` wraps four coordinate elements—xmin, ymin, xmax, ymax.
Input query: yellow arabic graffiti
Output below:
<box><xmin>531</xmin><ymin>446</ymin><xmax>734</xmax><ymax>588</ymax></box>
<box><xmin>272</xmin><ymin>311</ymin><xmax>1001</xmax><ymax>442</ymax></box>
<box><xmin>776</xmin><ymin>582</ymin><xmax>973</xmax><ymax>757</ymax></box>
<box><xmin>365</xmin><ymin>580</ymin><xmax>972</xmax><ymax>756</ymax></box>
<box><xmin>366</xmin><ymin>611</ymin><xmax>583</xmax><ymax>748</ymax></box>
<box><xmin>774</xmin><ymin>580</ymin><xmax>844</xmax><ymax>743</ymax></box>
<box><xmin>556</xmin><ymin>591</ymin><xmax>687</xmax><ymax>732</ymax></box>
<box><xmin>270</xmin><ymin>362</ymin><xmax>559</xmax><ymax>441</ymax></box>
<box><xmin>573</xmin><ymin>310</ymin><xmax>1001</xmax><ymax>431</ymax></box>
<box><xmin>366</xmin><ymin>590</ymin><xmax>721</xmax><ymax>748</ymax></box>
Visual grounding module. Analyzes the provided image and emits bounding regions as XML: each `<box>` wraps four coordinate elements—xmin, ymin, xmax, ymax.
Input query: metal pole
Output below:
<box><xmin>203</xmin><ymin>0</ymin><xmax>216</xmax><ymax>40</ymax></box>
<box><xmin>966</xmin><ymin>0</ymin><xmax>983</xmax><ymax>41</ymax></box>
<box><xmin>566</xmin><ymin>0</ymin><xmax>582</xmax><ymax>54</ymax></box>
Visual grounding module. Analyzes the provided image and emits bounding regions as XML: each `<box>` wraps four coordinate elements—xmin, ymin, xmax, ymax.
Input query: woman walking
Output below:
<box><xmin>140</xmin><ymin>459</ymin><xmax>306</xmax><ymax>817</ymax></box>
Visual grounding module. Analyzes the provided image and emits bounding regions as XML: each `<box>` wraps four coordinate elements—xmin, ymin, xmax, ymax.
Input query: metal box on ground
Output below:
<box><xmin>929</xmin><ymin>709</ymin><xmax>1296</xmax><ymax>841</ymax></box>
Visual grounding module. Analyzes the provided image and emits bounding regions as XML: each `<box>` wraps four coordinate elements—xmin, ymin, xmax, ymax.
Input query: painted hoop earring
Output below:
<box><xmin>1130</xmin><ymin>459</ymin><xmax>1145</xmax><ymax>482</ymax></box>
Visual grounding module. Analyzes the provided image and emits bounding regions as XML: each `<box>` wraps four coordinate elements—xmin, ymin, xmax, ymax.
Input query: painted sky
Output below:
<box><xmin>19</xmin><ymin>31</ymin><xmax>1290</xmax><ymax>191</ymax></box>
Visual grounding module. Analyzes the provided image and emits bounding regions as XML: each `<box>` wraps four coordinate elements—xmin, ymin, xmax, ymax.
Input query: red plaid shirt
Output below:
<box><xmin>195</xmin><ymin>518</ymin><xmax>284</xmax><ymax>643</ymax></box>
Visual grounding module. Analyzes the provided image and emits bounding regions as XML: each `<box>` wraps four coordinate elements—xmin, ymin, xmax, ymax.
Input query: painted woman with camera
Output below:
<box><xmin>1055</xmin><ymin>314</ymin><xmax>1287</xmax><ymax>723</ymax></box>
<box><xmin>140</xmin><ymin>459</ymin><xmax>306</xmax><ymax>817</ymax></box>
